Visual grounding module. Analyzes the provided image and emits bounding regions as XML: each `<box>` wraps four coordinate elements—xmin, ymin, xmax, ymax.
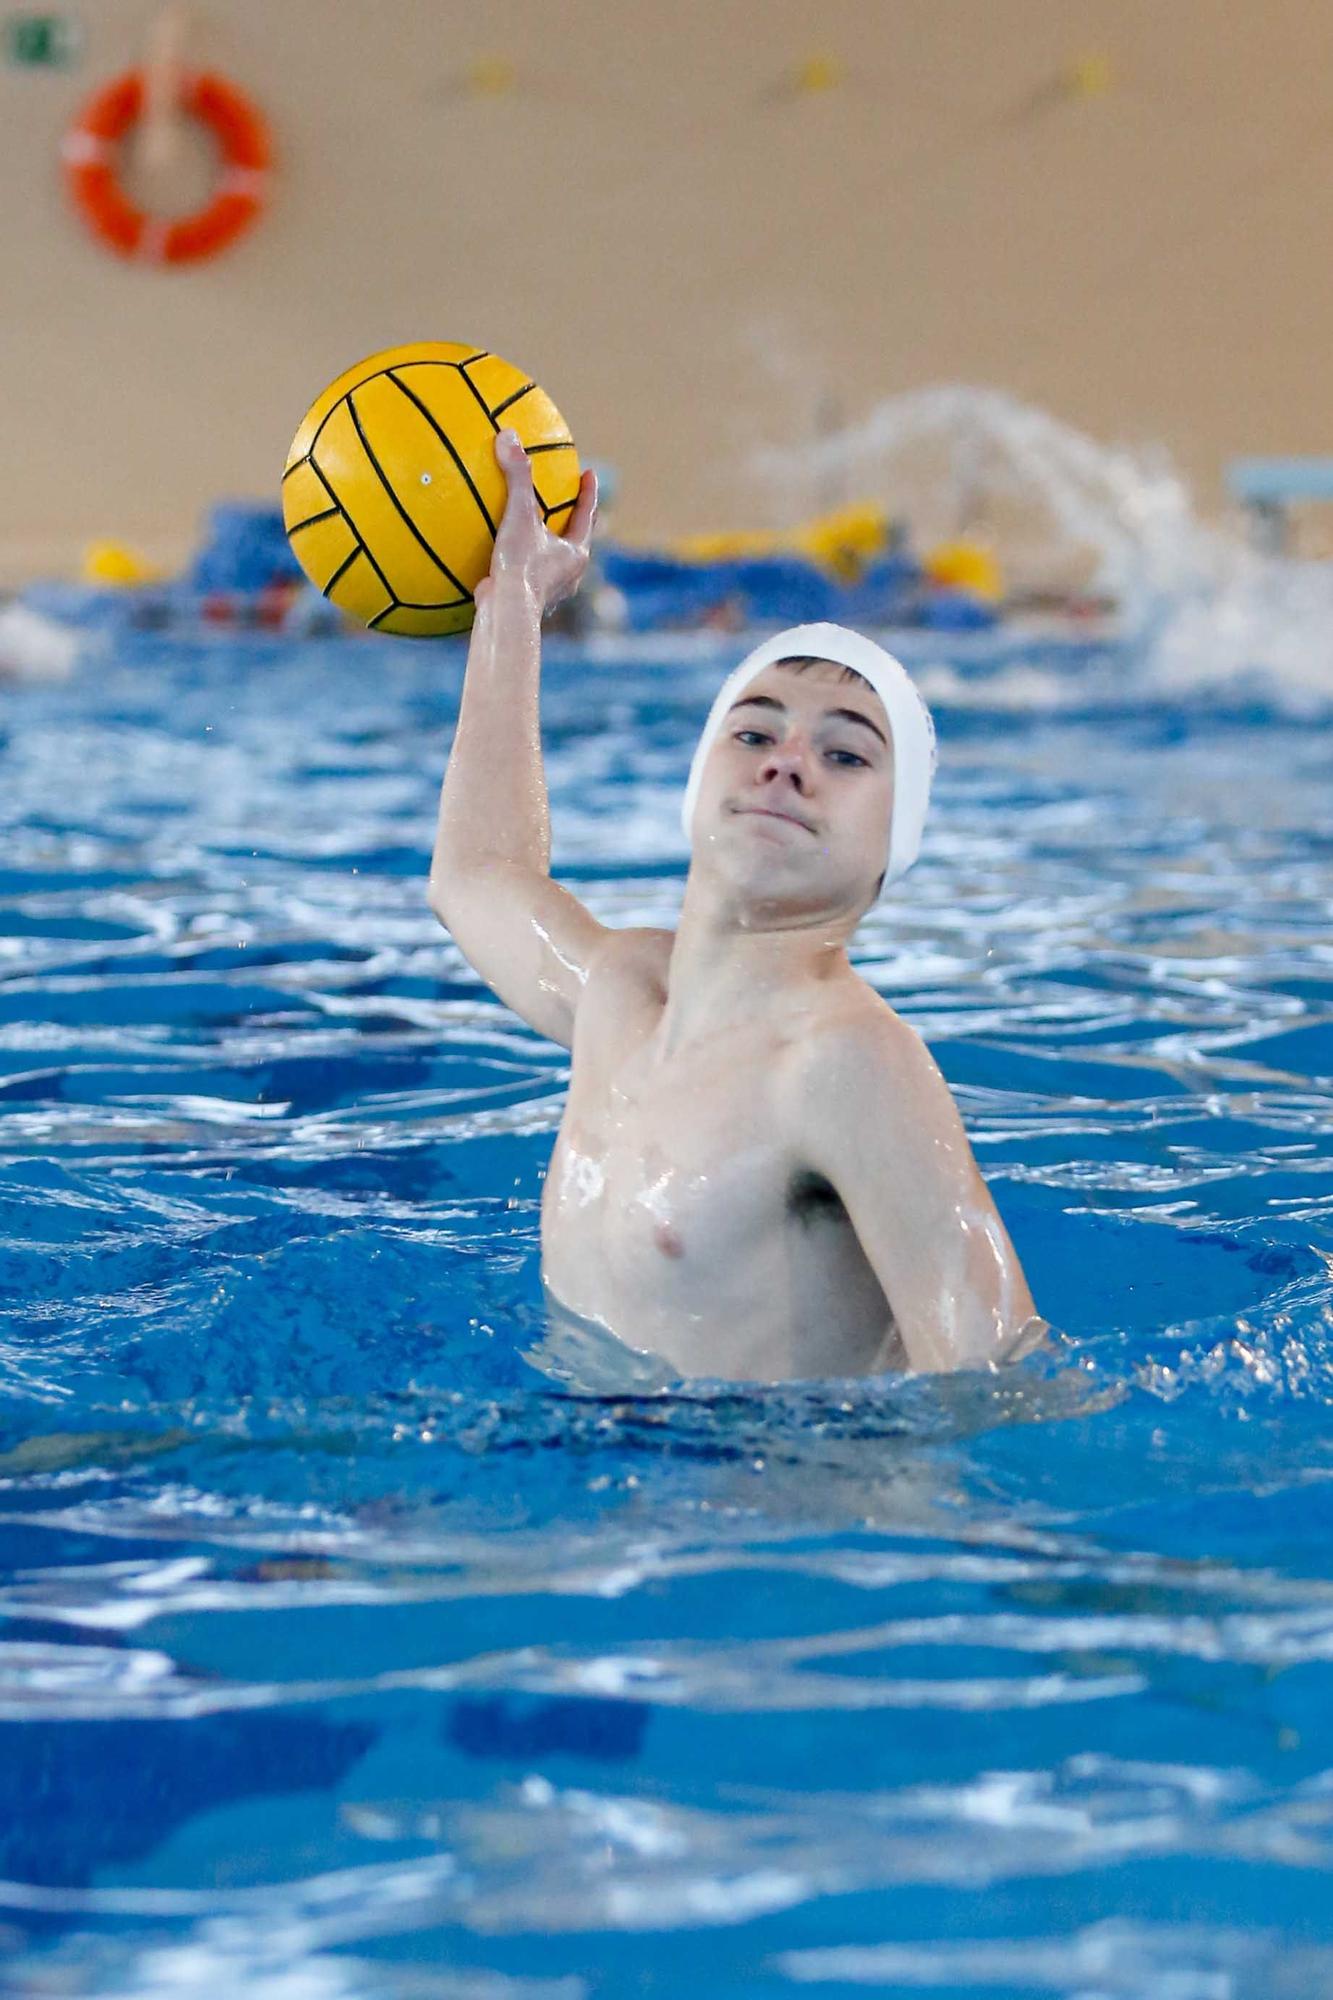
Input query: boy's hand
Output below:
<box><xmin>476</xmin><ymin>429</ymin><xmax>598</xmax><ymax>615</ymax></box>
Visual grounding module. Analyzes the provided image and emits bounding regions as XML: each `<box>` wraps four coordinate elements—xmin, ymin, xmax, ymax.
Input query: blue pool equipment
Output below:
<box><xmin>188</xmin><ymin>502</ymin><xmax>306</xmax><ymax>594</ymax></box>
<box><xmin>1227</xmin><ymin>456</ymin><xmax>1333</xmax><ymax>555</ymax></box>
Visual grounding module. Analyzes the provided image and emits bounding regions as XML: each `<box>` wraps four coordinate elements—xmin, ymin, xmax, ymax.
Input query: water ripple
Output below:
<box><xmin>0</xmin><ymin>637</ymin><xmax>1330</xmax><ymax>1994</ymax></box>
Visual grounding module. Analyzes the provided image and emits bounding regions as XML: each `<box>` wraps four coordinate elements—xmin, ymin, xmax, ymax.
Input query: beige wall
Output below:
<box><xmin>3</xmin><ymin>0</ymin><xmax>1332</xmax><ymax>584</ymax></box>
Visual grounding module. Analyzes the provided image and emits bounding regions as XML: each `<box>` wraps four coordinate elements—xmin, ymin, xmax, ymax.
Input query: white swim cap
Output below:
<box><xmin>680</xmin><ymin>622</ymin><xmax>937</xmax><ymax>885</ymax></box>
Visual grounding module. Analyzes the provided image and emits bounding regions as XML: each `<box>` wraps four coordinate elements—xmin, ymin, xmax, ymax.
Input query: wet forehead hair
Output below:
<box><xmin>770</xmin><ymin>654</ymin><xmax>878</xmax><ymax>692</ymax></box>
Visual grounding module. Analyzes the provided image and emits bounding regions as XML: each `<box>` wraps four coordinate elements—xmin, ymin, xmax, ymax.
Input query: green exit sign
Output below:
<box><xmin>5</xmin><ymin>14</ymin><xmax>82</xmax><ymax>68</ymax></box>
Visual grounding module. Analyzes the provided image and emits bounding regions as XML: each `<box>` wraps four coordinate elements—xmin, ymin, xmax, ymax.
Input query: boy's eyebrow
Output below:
<box><xmin>728</xmin><ymin>693</ymin><xmax>889</xmax><ymax>749</ymax></box>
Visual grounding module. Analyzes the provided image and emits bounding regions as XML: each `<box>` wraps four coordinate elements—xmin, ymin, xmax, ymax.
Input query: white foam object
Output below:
<box><xmin>0</xmin><ymin>603</ymin><xmax>81</xmax><ymax>683</ymax></box>
<box><xmin>680</xmin><ymin>621</ymin><xmax>938</xmax><ymax>885</ymax></box>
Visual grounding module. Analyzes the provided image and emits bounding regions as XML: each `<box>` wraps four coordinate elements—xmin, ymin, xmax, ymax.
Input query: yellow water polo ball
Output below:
<box><xmin>282</xmin><ymin>341</ymin><xmax>581</xmax><ymax>637</ymax></box>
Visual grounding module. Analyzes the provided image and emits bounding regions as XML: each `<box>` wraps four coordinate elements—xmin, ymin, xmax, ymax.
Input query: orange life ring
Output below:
<box><xmin>62</xmin><ymin>69</ymin><xmax>271</xmax><ymax>265</ymax></box>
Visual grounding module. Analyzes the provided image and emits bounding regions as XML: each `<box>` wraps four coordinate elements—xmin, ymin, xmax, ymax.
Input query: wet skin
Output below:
<box><xmin>430</xmin><ymin>438</ymin><xmax>1040</xmax><ymax>1379</ymax></box>
<box><xmin>540</xmin><ymin>927</ymin><xmax>908</xmax><ymax>1381</ymax></box>
<box><xmin>540</xmin><ymin>661</ymin><xmax>1039</xmax><ymax>1380</ymax></box>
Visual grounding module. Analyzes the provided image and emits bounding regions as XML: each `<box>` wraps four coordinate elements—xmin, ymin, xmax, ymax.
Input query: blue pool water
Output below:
<box><xmin>1</xmin><ymin>626</ymin><xmax>1332</xmax><ymax>1997</ymax></box>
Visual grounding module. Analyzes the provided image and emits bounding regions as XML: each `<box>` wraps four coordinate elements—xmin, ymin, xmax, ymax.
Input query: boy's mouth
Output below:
<box><xmin>732</xmin><ymin>804</ymin><xmax>816</xmax><ymax>833</ymax></box>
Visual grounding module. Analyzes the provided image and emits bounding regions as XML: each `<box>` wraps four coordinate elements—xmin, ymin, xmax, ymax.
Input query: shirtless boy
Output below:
<box><xmin>429</xmin><ymin>430</ymin><xmax>1043</xmax><ymax>1380</ymax></box>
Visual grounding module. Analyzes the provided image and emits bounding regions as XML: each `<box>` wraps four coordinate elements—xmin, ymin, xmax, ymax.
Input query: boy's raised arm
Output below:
<box><xmin>428</xmin><ymin>432</ymin><xmax>605</xmax><ymax>1050</ymax></box>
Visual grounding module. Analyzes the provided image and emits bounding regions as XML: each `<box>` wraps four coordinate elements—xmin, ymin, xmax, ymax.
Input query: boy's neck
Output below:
<box><xmin>652</xmin><ymin>874</ymin><xmax>857</xmax><ymax>1060</ymax></box>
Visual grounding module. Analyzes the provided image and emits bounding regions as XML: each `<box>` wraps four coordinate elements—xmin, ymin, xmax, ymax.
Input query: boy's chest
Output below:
<box><xmin>539</xmin><ymin>951</ymin><xmax>896</xmax><ymax>1377</ymax></box>
<box><xmin>548</xmin><ymin>1021</ymin><xmax>801</xmax><ymax>1265</ymax></box>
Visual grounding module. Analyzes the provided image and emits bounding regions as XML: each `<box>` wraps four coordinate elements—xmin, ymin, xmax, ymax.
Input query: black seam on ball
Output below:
<box><xmin>322</xmin><ymin>490</ymin><xmax>399</xmax><ymax>610</ymax></box>
<box><xmin>287</xmin><ymin>505</ymin><xmax>340</xmax><ymax>533</ymax></box>
<box><xmin>489</xmin><ymin>381</ymin><xmax>537</xmax><ymax>421</ymax></box>
<box><xmin>321</xmin><ymin>546</ymin><xmax>359</xmax><ymax>599</ymax></box>
<box><xmin>370</xmin><ymin>600</ymin><xmax>473</xmax><ymax>628</ymax></box>
<box><xmin>347</xmin><ymin>386</ymin><xmax>472</xmax><ymax>598</ymax></box>
<box><xmin>306</xmin><ymin>458</ymin><xmax>340</xmax><ymax>508</ymax></box>
<box><xmin>385</xmin><ymin>370</ymin><xmax>498</xmax><ymax>543</ymax></box>
<box><xmin>456</xmin><ymin>364</ymin><xmax>503</xmax><ymax>432</ymax></box>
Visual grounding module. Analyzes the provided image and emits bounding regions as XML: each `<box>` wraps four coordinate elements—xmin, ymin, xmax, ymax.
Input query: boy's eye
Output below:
<box><xmin>733</xmin><ymin>730</ymin><xmax>869</xmax><ymax>768</ymax></box>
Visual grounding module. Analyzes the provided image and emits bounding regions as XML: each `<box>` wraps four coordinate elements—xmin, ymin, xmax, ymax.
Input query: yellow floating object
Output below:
<box><xmin>83</xmin><ymin>539</ymin><xmax>159</xmax><ymax>586</ymax></box>
<box><xmin>923</xmin><ymin>538</ymin><xmax>1004</xmax><ymax>603</ymax></box>
<box><xmin>799</xmin><ymin>505</ymin><xmax>889</xmax><ymax>581</ymax></box>
<box><xmin>792</xmin><ymin>52</ymin><xmax>844</xmax><ymax>94</ymax></box>
<box><xmin>674</xmin><ymin>504</ymin><xmax>889</xmax><ymax>583</ymax></box>
<box><xmin>466</xmin><ymin>54</ymin><xmax>515</xmax><ymax>96</ymax></box>
<box><xmin>282</xmin><ymin>341</ymin><xmax>580</xmax><ymax>638</ymax></box>
<box><xmin>676</xmin><ymin>527</ymin><xmax>790</xmax><ymax>564</ymax></box>
<box><xmin>1066</xmin><ymin>50</ymin><xmax>1113</xmax><ymax>98</ymax></box>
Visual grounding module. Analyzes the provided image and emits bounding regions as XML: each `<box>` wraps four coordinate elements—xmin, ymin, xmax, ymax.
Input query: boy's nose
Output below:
<box><xmin>757</xmin><ymin>738</ymin><xmax>812</xmax><ymax>789</ymax></box>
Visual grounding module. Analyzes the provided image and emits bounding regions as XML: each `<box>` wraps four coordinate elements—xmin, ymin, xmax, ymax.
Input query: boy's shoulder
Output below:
<box><xmin>804</xmin><ymin>972</ymin><xmax>919</xmax><ymax>1049</ymax></box>
<box><xmin>784</xmin><ymin>977</ymin><xmax>934</xmax><ymax>1103</ymax></box>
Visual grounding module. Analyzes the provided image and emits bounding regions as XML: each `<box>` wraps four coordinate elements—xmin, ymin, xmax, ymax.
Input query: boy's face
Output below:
<box><xmin>692</xmin><ymin>660</ymin><xmax>895</xmax><ymax>916</ymax></box>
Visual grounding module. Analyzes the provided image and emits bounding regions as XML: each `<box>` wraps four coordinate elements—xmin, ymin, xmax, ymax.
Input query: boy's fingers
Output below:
<box><xmin>493</xmin><ymin>432</ymin><xmax>541</xmax><ymax>545</ymax></box>
<box><xmin>565</xmin><ymin>468</ymin><xmax>598</xmax><ymax>552</ymax></box>
<box><xmin>495</xmin><ymin>429</ymin><xmax>537</xmax><ymax>497</ymax></box>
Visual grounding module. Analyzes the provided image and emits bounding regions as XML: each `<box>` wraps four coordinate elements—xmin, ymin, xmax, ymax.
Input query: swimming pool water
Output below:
<box><xmin>1</xmin><ymin>628</ymin><xmax>1332</xmax><ymax>1997</ymax></box>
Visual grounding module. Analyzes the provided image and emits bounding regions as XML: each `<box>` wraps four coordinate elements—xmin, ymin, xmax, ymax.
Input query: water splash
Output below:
<box><xmin>756</xmin><ymin>384</ymin><xmax>1333</xmax><ymax>706</ymax></box>
<box><xmin>754</xmin><ymin>384</ymin><xmax>1209</xmax><ymax>608</ymax></box>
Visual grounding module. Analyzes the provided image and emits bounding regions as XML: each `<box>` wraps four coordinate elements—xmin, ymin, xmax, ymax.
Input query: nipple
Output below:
<box><xmin>652</xmin><ymin>1219</ymin><xmax>686</xmax><ymax>1259</ymax></box>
